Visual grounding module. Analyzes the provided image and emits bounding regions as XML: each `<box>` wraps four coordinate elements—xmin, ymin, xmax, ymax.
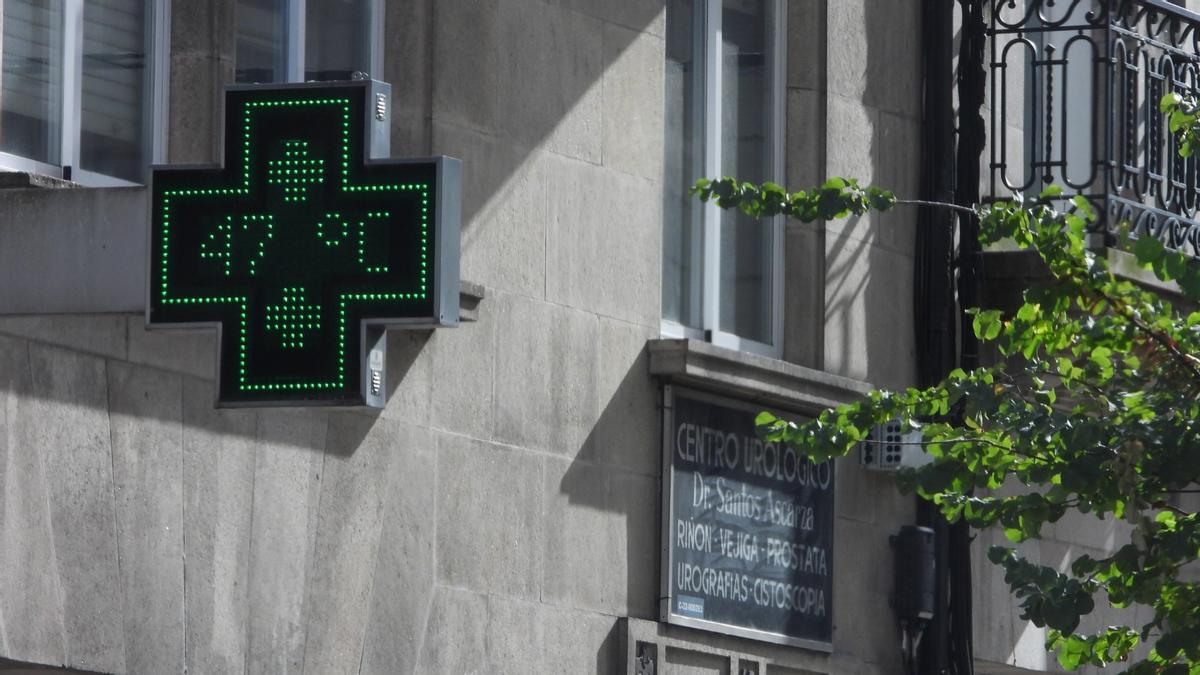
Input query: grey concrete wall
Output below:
<box><xmin>2</xmin><ymin>0</ymin><xmax>670</xmax><ymax>672</ymax></box>
<box><xmin>169</xmin><ymin>0</ymin><xmax>236</xmax><ymax>164</ymax></box>
<box><xmin>783</xmin><ymin>3</ymin><xmax>924</xmax><ymax>667</ymax></box>
<box><xmin>0</xmin><ymin>1</ymin><xmax>1069</xmax><ymax>674</ymax></box>
<box><xmin>0</xmin><ymin>187</ymin><xmax>146</xmax><ymax>314</ymax></box>
<box><xmin>806</xmin><ymin>0</ymin><xmax>922</xmax><ymax>393</ymax></box>
<box><xmin>0</xmin><ymin>311</ymin><xmax>659</xmax><ymax>675</ymax></box>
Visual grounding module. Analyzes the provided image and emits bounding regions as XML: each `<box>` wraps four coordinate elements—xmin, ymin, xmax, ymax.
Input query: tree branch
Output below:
<box><xmin>1090</xmin><ymin>285</ymin><xmax>1200</xmax><ymax>384</ymax></box>
<box><xmin>858</xmin><ymin>436</ymin><xmax>1011</xmax><ymax>451</ymax></box>
<box><xmin>895</xmin><ymin>198</ymin><xmax>977</xmax><ymax>216</ymax></box>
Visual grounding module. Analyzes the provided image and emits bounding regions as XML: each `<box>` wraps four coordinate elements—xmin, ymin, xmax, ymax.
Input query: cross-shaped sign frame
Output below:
<box><xmin>147</xmin><ymin>80</ymin><xmax>460</xmax><ymax>408</ymax></box>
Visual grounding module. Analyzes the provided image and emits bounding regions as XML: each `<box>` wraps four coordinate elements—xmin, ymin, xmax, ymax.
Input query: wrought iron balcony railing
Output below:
<box><xmin>989</xmin><ymin>0</ymin><xmax>1200</xmax><ymax>256</ymax></box>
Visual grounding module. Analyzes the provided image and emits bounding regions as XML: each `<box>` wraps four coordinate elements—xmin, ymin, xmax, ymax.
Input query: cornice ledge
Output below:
<box><xmin>647</xmin><ymin>339</ymin><xmax>873</xmax><ymax>416</ymax></box>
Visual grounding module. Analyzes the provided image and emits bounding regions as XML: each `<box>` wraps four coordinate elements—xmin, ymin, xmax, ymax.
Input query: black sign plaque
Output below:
<box><xmin>660</xmin><ymin>386</ymin><xmax>835</xmax><ymax>650</ymax></box>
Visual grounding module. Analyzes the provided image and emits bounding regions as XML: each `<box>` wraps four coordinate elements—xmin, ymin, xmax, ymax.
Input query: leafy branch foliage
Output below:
<box><xmin>693</xmin><ymin>169</ymin><xmax>1200</xmax><ymax>671</ymax></box>
<box><xmin>1162</xmin><ymin>93</ymin><xmax>1200</xmax><ymax>159</ymax></box>
<box><xmin>692</xmin><ymin>176</ymin><xmax>897</xmax><ymax>222</ymax></box>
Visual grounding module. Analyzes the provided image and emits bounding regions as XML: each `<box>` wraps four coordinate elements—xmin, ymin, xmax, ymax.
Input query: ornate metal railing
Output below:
<box><xmin>988</xmin><ymin>0</ymin><xmax>1200</xmax><ymax>256</ymax></box>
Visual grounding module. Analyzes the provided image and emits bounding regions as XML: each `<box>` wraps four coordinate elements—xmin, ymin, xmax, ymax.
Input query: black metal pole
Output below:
<box><xmin>915</xmin><ymin>2</ymin><xmax>958</xmax><ymax>390</ymax></box>
<box><xmin>950</xmin><ymin>2</ymin><xmax>988</xmax><ymax>675</ymax></box>
<box><xmin>915</xmin><ymin>1</ymin><xmax>957</xmax><ymax>672</ymax></box>
<box><xmin>958</xmin><ymin>0</ymin><xmax>987</xmax><ymax>373</ymax></box>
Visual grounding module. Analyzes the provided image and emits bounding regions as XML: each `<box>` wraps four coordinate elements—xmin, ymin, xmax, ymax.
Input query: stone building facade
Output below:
<box><xmin>0</xmin><ymin>0</ymin><xmax>1163</xmax><ymax>673</ymax></box>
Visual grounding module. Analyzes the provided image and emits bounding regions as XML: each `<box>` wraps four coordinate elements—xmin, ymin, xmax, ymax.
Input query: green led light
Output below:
<box><xmin>264</xmin><ymin>287</ymin><xmax>322</xmax><ymax>349</ymax></box>
<box><xmin>151</xmin><ymin>86</ymin><xmax>439</xmax><ymax>404</ymax></box>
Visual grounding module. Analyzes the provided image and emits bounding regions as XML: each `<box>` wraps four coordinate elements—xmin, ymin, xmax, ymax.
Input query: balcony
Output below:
<box><xmin>988</xmin><ymin>0</ymin><xmax>1200</xmax><ymax>256</ymax></box>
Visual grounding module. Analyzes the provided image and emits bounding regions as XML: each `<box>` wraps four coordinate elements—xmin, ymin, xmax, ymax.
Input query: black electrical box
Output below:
<box><xmin>892</xmin><ymin>525</ymin><xmax>936</xmax><ymax>622</ymax></box>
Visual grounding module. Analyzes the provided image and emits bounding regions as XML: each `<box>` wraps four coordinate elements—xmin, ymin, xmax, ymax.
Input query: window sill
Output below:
<box><xmin>647</xmin><ymin>338</ymin><xmax>872</xmax><ymax>415</ymax></box>
<box><xmin>0</xmin><ymin>171</ymin><xmax>78</xmax><ymax>190</ymax></box>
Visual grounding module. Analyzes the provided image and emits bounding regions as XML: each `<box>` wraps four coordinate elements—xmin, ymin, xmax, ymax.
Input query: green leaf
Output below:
<box><xmin>988</xmin><ymin>546</ymin><xmax>1011</xmax><ymax>564</ymax></box>
<box><xmin>1040</xmin><ymin>184</ymin><xmax>1064</xmax><ymax>199</ymax></box>
<box><xmin>1073</xmin><ymin>593</ymin><xmax>1093</xmax><ymax>615</ymax></box>
<box><xmin>1071</xmin><ymin>195</ymin><xmax>1095</xmax><ymax>220</ymax></box>
<box><xmin>1132</xmin><ymin>235</ymin><xmax>1165</xmax><ymax>266</ymax></box>
<box><xmin>867</xmin><ymin>187</ymin><xmax>896</xmax><ymax>212</ymax></box>
<box><xmin>973</xmin><ymin>309</ymin><xmax>1003</xmax><ymax>341</ymax></box>
<box><xmin>1170</xmin><ymin>109</ymin><xmax>1193</xmax><ymax>133</ymax></box>
<box><xmin>1113</xmin><ymin>545</ymin><xmax>1140</xmax><ymax>574</ymax></box>
<box><xmin>1058</xmin><ymin>643</ymin><xmax>1084</xmax><ymax>671</ymax></box>
<box><xmin>1070</xmin><ymin>555</ymin><xmax>1096</xmax><ymax>577</ymax></box>
<box><xmin>1043</xmin><ymin>603</ymin><xmax>1080</xmax><ymax>634</ymax></box>
<box><xmin>1161</xmin><ymin>91</ymin><xmax>1184</xmax><ymax>112</ymax></box>
<box><xmin>1180</xmin><ymin>270</ymin><xmax>1200</xmax><ymax>300</ymax></box>
<box><xmin>1157</xmin><ymin>632</ymin><xmax>1184</xmax><ymax>660</ymax></box>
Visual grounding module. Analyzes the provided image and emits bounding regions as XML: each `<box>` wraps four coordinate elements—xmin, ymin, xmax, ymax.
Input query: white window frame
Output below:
<box><xmin>256</xmin><ymin>0</ymin><xmax>383</xmax><ymax>84</ymax></box>
<box><xmin>0</xmin><ymin>0</ymin><xmax>169</xmax><ymax>187</ymax></box>
<box><xmin>661</xmin><ymin>0</ymin><xmax>786</xmax><ymax>359</ymax></box>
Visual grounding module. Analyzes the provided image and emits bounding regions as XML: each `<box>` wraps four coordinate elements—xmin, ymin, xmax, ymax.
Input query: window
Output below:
<box><xmin>235</xmin><ymin>0</ymin><xmax>382</xmax><ymax>84</ymax></box>
<box><xmin>0</xmin><ymin>0</ymin><xmax>166</xmax><ymax>185</ymax></box>
<box><xmin>663</xmin><ymin>0</ymin><xmax>785</xmax><ymax>357</ymax></box>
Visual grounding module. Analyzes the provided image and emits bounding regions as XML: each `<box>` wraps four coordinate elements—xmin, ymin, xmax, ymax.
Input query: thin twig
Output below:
<box><xmin>858</xmin><ymin>436</ymin><xmax>1010</xmax><ymax>451</ymax></box>
<box><xmin>894</xmin><ymin>198</ymin><xmax>978</xmax><ymax>216</ymax></box>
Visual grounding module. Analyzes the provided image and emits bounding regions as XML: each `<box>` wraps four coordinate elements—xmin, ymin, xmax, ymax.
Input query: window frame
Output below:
<box><xmin>245</xmin><ymin>0</ymin><xmax>383</xmax><ymax>84</ymax></box>
<box><xmin>660</xmin><ymin>0</ymin><xmax>787</xmax><ymax>359</ymax></box>
<box><xmin>0</xmin><ymin>0</ymin><xmax>169</xmax><ymax>187</ymax></box>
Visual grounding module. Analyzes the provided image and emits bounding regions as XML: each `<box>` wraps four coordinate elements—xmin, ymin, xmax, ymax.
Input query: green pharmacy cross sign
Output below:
<box><xmin>149</xmin><ymin>81</ymin><xmax>460</xmax><ymax>407</ymax></box>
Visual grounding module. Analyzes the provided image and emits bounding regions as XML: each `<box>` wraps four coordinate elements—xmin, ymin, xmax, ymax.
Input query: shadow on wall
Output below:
<box><xmin>0</xmin><ymin>656</ymin><xmax>106</xmax><ymax>673</ymax></box>
<box><xmin>0</xmin><ymin>317</ymin><xmax>426</xmax><ymax>452</ymax></box>
<box><xmin>562</xmin><ymin>338</ymin><xmax>661</xmax><ymax>590</ymax></box>
<box><xmin>556</xmin><ymin>338</ymin><xmax>661</xmax><ymax>669</ymax></box>
<box><xmin>821</xmin><ymin>0</ymin><xmax>922</xmax><ymax>391</ymax></box>
<box><xmin>0</xmin><ymin>0</ymin><xmax>664</xmax><ymax>432</ymax></box>
<box><xmin>384</xmin><ymin>0</ymin><xmax>665</xmax><ymax>323</ymax></box>
<box><xmin>0</xmin><ymin>1</ymin><xmax>666</xmax><ymax>671</ymax></box>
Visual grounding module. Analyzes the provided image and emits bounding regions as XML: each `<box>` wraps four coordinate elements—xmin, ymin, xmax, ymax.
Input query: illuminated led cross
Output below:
<box><xmin>148</xmin><ymin>82</ymin><xmax>459</xmax><ymax>406</ymax></box>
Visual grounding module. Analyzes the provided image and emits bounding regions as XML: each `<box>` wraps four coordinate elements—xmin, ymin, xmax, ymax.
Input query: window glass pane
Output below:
<box><xmin>305</xmin><ymin>0</ymin><xmax>370</xmax><ymax>81</ymax></box>
<box><xmin>718</xmin><ymin>0</ymin><xmax>771</xmax><ymax>344</ymax></box>
<box><xmin>236</xmin><ymin>0</ymin><xmax>285</xmax><ymax>83</ymax></box>
<box><xmin>1</xmin><ymin>1</ymin><xmax>63</xmax><ymax>165</ymax></box>
<box><xmin>80</xmin><ymin>0</ymin><xmax>148</xmax><ymax>182</ymax></box>
<box><xmin>663</xmin><ymin>0</ymin><xmax>702</xmax><ymax>329</ymax></box>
